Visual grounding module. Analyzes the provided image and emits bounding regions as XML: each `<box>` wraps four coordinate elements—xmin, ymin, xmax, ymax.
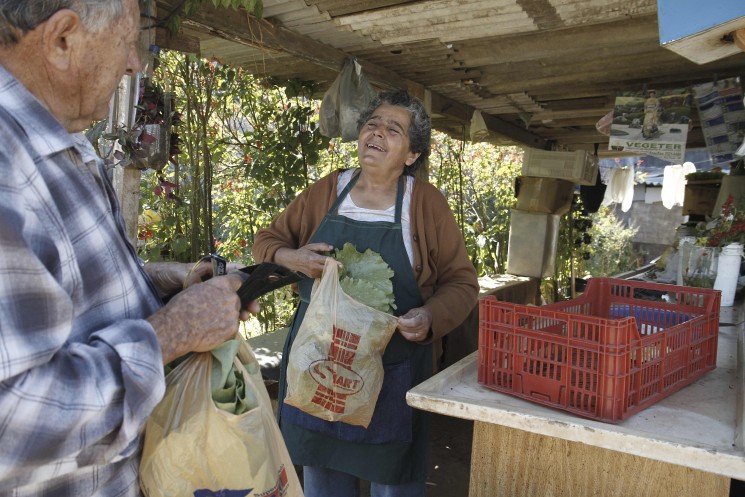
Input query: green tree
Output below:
<box><xmin>429</xmin><ymin>134</ymin><xmax>521</xmax><ymax>275</ymax></box>
<box><xmin>138</xmin><ymin>52</ymin><xmax>330</xmax><ymax>333</ymax></box>
<box><xmin>134</xmin><ymin>51</ymin><xmax>641</xmax><ymax>333</ymax></box>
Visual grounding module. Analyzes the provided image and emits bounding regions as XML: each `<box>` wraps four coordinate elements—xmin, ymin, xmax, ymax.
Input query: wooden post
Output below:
<box><xmin>109</xmin><ymin>73</ymin><xmax>141</xmax><ymax>247</ymax></box>
<box><xmin>109</xmin><ymin>0</ymin><xmax>158</xmax><ymax>247</ymax></box>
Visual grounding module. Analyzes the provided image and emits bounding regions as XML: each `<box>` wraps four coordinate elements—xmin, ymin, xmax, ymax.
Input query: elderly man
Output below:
<box><xmin>0</xmin><ymin>0</ymin><xmax>256</xmax><ymax>494</ymax></box>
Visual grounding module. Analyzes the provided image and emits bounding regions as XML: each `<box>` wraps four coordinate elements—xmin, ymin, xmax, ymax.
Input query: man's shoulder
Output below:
<box><xmin>0</xmin><ymin>70</ymin><xmax>75</xmax><ymax>158</ymax></box>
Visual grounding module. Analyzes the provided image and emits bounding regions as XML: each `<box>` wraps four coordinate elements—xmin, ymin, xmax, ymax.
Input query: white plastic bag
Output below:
<box><xmin>140</xmin><ymin>336</ymin><xmax>303</xmax><ymax>497</ymax></box>
<box><xmin>319</xmin><ymin>59</ymin><xmax>376</xmax><ymax>142</ymax></box>
<box><xmin>284</xmin><ymin>258</ymin><xmax>399</xmax><ymax>427</ymax></box>
<box><xmin>469</xmin><ymin>110</ymin><xmax>489</xmax><ymax>142</ymax></box>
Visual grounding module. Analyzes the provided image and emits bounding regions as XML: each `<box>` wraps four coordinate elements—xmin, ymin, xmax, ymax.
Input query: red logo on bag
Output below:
<box><xmin>309</xmin><ymin>361</ymin><xmax>364</xmax><ymax>394</ymax></box>
<box><xmin>255</xmin><ymin>465</ymin><xmax>290</xmax><ymax>497</ymax></box>
<box><xmin>308</xmin><ymin>325</ymin><xmax>364</xmax><ymax>413</ymax></box>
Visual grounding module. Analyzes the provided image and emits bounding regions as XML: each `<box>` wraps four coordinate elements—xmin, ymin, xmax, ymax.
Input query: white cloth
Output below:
<box><xmin>661</xmin><ymin>161</ymin><xmax>696</xmax><ymax>209</ymax></box>
<box><xmin>602</xmin><ymin>165</ymin><xmax>635</xmax><ymax>212</ymax></box>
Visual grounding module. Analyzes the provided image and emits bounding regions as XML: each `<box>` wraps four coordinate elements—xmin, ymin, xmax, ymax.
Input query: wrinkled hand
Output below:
<box><xmin>146</xmin><ymin>259</ymin><xmax>249</xmax><ymax>296</ymax></box>
<box><xmin>273</xmin><ymin>242</ymin><xmax>341</xmax><ymax>279</ymax></box>
<box><xmin>145</xmin><ymin>261</ymin><xmax>196</xmax><ymax>297</ymax></box>
<box><xmin>147</xmin><ymin>272</ymin><xmax>259</xmax><ymax>364</ymax></box>
<box><xmin>397</xmin><ymin>307</ymin><xmax>433</xmax><ymax>342</ymax></box>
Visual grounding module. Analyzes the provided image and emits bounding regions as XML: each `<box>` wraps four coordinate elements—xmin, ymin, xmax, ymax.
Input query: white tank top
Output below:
<box><xmin>336</xmin><ymin>169</ymin><xmax>414</xmax><ymax>267</ymax></box>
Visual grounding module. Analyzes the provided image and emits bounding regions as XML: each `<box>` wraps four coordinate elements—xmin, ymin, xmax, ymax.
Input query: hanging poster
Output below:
<box><xmin>692</xmin><ymin>77</ymin><xmax>745</xmax><ymax>166</ymax></box>
<box><xmin>608</xmin><ymin>88</ymin><xmax>692</xmax><ymax>163</ymax></box>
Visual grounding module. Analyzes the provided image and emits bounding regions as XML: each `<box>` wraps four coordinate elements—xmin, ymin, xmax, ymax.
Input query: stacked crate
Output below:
<box><xmin>506</xmin><ymin>148</ymin><xmax>598</xmax><ymax>278</ymax></box>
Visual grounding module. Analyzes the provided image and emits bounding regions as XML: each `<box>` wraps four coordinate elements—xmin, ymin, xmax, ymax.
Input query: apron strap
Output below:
<box><xmin>394</xmin><ymin>174</ymin><xmax>405</xmax><ymax>224</ymax></box>
<box><xmin>329</xmin><ymin>169</ymin><xmax>407</xmax><ymax>224</ymax></box>
<box><xmin>328</xmin><ymin>169</ymin><xmax>360</xmax><ymax>214</ymax></box>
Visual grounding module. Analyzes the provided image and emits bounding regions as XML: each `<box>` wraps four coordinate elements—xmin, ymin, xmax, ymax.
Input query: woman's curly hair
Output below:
<box><xmin>357</xmin><ymin>89</ymin><xmax>431</xmax><ymax>175</ymax></box>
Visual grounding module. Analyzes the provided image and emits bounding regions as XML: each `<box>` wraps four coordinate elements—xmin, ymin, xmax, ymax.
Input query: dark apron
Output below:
<box><xmin>278</xmin><ymin>171</ymin><xmax>433</xmax><ymax>485</ymax></box>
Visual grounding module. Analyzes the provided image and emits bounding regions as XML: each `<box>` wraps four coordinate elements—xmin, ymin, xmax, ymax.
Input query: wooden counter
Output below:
<box><xmin>407</xmin><ymin>303</ymin><xmax>745</xmax><ymax>497</ymax></box>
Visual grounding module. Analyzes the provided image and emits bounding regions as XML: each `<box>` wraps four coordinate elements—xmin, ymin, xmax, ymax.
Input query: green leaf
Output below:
<box><xmin>172</xmin><ymin>236</ymin><xmax>190</xmax><ymax>255</ymax></box>
<box><xmin>334</xmin><ymin>243</ymin><xmax>395</xmax><ymax>313</ymax></box>
<box><xmin>339</xmin><ymin>277</ymin><xmax>391</xmax><ymax>313</ymax></box>
<box><xmin>252</xmin><ymin>0</ymin><xmax>263</xmax><ymax>18</ymax></box>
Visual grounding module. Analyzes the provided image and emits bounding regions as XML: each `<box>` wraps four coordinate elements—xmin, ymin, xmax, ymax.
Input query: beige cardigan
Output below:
<box><xmin>252</xmin><ymin>169</ymin><xmax>479</xmax><ymax>339</ymax></box>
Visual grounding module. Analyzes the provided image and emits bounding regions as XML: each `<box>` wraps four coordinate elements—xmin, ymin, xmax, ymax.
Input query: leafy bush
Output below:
<box><xmin>583</xmin><ymin>206</ymin><xmax>642</xmax><ymax>278</ymax></box>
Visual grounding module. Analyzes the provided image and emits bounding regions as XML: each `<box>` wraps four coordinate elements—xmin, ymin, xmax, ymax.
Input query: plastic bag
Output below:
<box><xmin>284</xmin><ymin>258</ymin><xmax>399</xmax><ymax>427</ymax></box>
<box><xmin>469</xmin><ymin>110</ymin><xmax>489</xmax><ymax>142</ymax></box>
<box><xmin>140</xmin><ymin>336</ymin><xmax>303</xmax><ymax>497</ymax></box>
<box><xmin>319</xmin><ymin>59</ymin><xmax>376</xmax><ymax>142</ymax></box>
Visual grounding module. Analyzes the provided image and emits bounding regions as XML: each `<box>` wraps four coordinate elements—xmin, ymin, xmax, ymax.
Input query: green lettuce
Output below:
<box><xmin>334</xmin><ymin>242</ymin><xmax>396</xmax><ymax>313</ymax></box>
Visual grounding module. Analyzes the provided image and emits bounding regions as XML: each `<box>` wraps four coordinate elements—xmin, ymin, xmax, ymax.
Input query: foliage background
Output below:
<box><xmin>132</xmin><ymin>50</ymin><xmax>640</xmax><ymax>335</ymax></box>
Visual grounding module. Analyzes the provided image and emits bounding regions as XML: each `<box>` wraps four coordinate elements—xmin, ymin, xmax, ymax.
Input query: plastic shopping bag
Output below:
<box><xmin>140</xmin><ymin>336</ymin><xmax>303</xmax><ymax>497</ymax></box>
<box><xmin>319</xmin><ymin>58</ymin><xmax>376</xmax><ymax>142</ymax></box>
<box><xmin>284</xmin><ymin>258</ymin><xmax>399</xmax><ymax>428</ymax></box>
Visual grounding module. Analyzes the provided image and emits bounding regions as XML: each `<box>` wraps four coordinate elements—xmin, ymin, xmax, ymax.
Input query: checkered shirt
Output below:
<box><xmin>0</xmin><ymin>64</ymin><xmax>165</xmax><ymax>496</ymax></box>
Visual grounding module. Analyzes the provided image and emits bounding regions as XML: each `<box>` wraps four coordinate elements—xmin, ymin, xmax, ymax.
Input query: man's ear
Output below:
<box><xmin>40</xmin><ymin>10</ymin><xmax>82</xmax><ymax>72</ymax></box>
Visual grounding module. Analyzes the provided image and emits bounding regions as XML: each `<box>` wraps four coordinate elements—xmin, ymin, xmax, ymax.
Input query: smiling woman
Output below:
<box><xmin>252</xmin><ymin>89</ymin><xmax>479</xmax><ymax>497</ymax></box>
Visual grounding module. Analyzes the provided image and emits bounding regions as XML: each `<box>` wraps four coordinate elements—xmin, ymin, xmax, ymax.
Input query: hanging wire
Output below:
<box><xmin>457</xmin><ymin>124</ymin><xmax>466</xmax><ymax>234</ymax></box>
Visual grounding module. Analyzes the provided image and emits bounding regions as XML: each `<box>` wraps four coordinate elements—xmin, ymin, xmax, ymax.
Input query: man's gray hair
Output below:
<box><xmin>0</xmin><ymin>0</ymin><xmax>127</xmax><ymax>46</ymax></box>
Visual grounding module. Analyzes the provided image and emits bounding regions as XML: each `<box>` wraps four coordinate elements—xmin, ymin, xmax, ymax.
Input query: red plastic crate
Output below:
<box><xmin>477</xmin><ymin>278</ymin><xmax>721</xmax><ymax>423</ymax></box>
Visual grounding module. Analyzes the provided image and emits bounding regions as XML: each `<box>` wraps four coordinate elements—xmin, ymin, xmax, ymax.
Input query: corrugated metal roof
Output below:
<box><xmin>156</xmin><ymin>0</ymin><xmax>745</xmax><ymax>157</ymax></box>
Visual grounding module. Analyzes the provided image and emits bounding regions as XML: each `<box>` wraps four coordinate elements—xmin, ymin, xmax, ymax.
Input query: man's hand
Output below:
<box><xmin>145</xmin><ymin>259</ymin><xmax>249</xmax><ymax>297</ymax></box>
<box><xmin>145</xmin><ymin>261</ymin><xmax>197</xmax><ymax>297</ymax></box>
<box><xmin>147</xmin><ymin>272</ymin><xmax>258</xmax><ymax>364</ymax></box>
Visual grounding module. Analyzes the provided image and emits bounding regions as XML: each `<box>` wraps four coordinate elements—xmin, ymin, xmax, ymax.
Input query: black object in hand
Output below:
<box><xmin>236</xmin><ymin>263</ymin><xmax>302</xmax><ymax>308</ymax></box>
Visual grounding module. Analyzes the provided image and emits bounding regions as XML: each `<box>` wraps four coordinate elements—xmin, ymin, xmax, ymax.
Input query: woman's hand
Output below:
<box><xmin>397</xmin><ymin>307</ymin><xmax>433</xmax><ymax>342</ymax></box>
<box><xmin>273</xmin><ymin>243</ymin><xmax>340</xmax><ymax>279</ymax></box>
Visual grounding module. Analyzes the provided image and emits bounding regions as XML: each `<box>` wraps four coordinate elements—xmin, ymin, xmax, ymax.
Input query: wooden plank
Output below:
<box><xmin>365</xmin><ymin>15</ymin><xmax>535</xmax><ymax>45</ymax></box>
<box><xmin>155</xmin><ymin>27</ymin><xmax>201</xmax><ymax>54</ymax></box>
<box><xmin>475</xmin><ymin>58</ymin><xmax>745</xmax><ymax>96</ymax></box>
<box><xmin>455</xmin><ymin>15</ymin><xmax>659</xmax><ymax>65</ymax></box>
<box><xmin>339</xmin><ymin>3</ymin><xmax>527</xmax><ymax>32</ymax></box>
<box><xmin>430</xmin><ymin>93</ymin><xmax>549</xmax><ymax>149</ymax></box>
<box><xmin>309</xmin><ymin>0</ymin><xmax>408</xmax><ymax>17</ymax></box>
<box><xmin>470</xmin><ymin>421</ymin><xmax>730</xmax><ymax>497</ymax></box>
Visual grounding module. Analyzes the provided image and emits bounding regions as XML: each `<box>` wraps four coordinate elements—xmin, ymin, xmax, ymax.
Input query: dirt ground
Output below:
<box><xmin>421</xmin><ymin>414</ymin><xmax>473</xmax><ymax>497</ymax></box>
<box><xmin>359</xmin><ymin>413</ymin><xmax>473</xmax><ymax>497</ymax></box>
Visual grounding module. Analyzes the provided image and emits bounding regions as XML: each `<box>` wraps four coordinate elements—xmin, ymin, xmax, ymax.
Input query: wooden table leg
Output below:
<box><xmin>469</xmin><ymin>421</ymin><xmax>730</xmax><ymax>497</ymax></box>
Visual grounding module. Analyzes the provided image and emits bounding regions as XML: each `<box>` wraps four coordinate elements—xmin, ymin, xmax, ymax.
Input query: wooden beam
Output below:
<box><xmin>429</xmin><ymin>92</ymin><xmax>548</xmax><ymax>149</ymax></box>
<box><xmin>456</xmin><ymin>15</ymin><xmax>660</xmax><ymax>66</ymax></box>
<box><xmin>154</xmin><ymin>0</ymin><xmax>548</xmax><ymax>149</ymax></box>
<box><xmin>735</xmin><ymin>28</ymin><xmax>745</xmax><ymax>52</ymax></box>
<box><xmin>155</xmin><ymin>27</ymin><xmax>201</xmax><ymax>54</ymax></box>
